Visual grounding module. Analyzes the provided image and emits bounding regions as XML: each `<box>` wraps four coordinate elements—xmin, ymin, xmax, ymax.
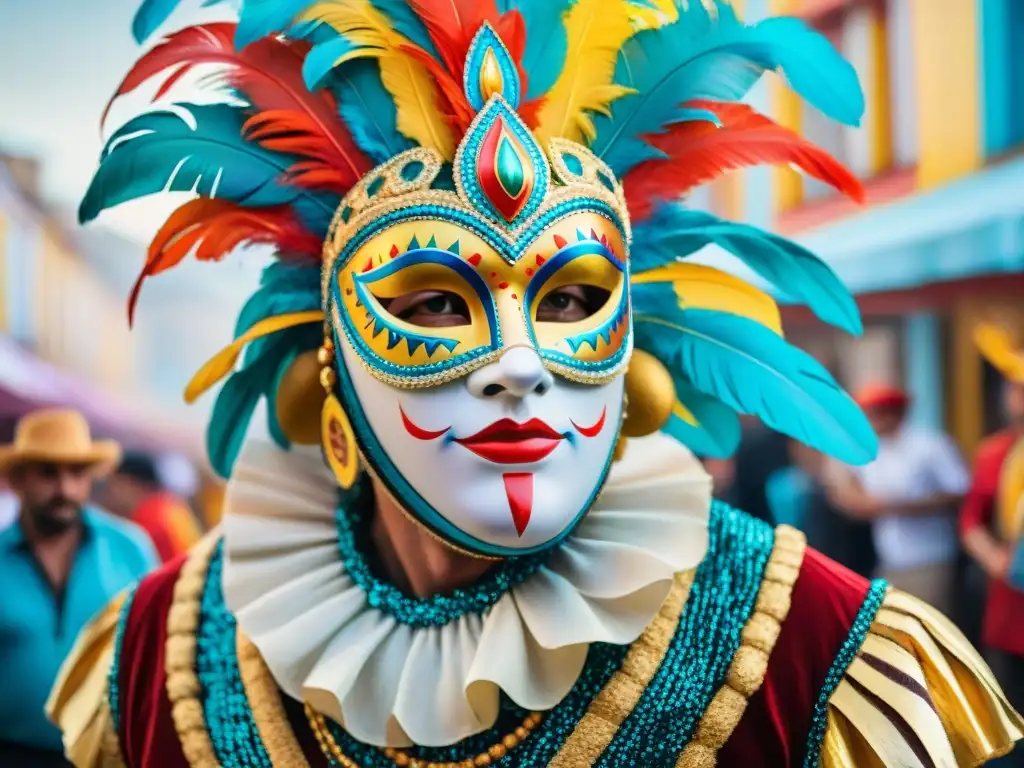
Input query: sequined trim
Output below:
<box><xmin>802</xmin><ymin>578</ymin><xmax>889</xmax><ymax>768</ymax></box>
<box><xmin>100</xmin><ymin>673</ymin><xmax>127</xmax><ymax>767</ymax></box>
<box><xmin>166</xmin><ymin>536</ymin><xmax>220</xmax><ymax>767</ymax></box>
<box><xmin>107</xmin><ymin>586</ymin><xmax>137</xmax><ymax>738</ymax></box>
<box><xmin>676</xmin><ymin>525</ymin><xmax>807</xmax><ymax>768</ymax></box>
<box><xmin>335</xmin><ymin>481</ymin><xmax>549</xmax><ymax>627</ymax></box>
<box><xmin>548</xmin><ymin>571</ymin><xmax>694</xmax><ymax>767</ymax></box>
<box><xmin>594</xmin><ymin>502</ymin><xmax>776</xmax><ymax>767</ymax></box>
<box><xmin>237</xmin><ymin>634</ymin><xmax>310</xmax><ymax>767</ymax></box>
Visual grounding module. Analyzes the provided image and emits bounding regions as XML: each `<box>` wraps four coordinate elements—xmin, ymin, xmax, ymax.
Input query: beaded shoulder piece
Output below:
<box><xmin>158</xmin><ymin>503</ymin><xmax>805</xmax><ymax>768</ymax></box>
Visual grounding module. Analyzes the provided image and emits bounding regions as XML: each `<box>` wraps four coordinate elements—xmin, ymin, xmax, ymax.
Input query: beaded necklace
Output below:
<box><xmin>334</xmin><ymin>480</ymin><xmax>549</xmax><ymax>628</ymax></box>
<box><xmin>306</xmin><ymin>704</ymin><xmax>545</xmax><ymax>768</ymax></box>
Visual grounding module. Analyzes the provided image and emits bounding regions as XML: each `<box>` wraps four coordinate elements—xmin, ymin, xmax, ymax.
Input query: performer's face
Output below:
<box><xmin>341</xmin><ymin>339</ymin><xmax>623</xmax><ymax>552</ymax></box>
<box><xmin>330</xmin><ymin>212</ymin><xmax>630</xmax><ymax>556</ymax></box>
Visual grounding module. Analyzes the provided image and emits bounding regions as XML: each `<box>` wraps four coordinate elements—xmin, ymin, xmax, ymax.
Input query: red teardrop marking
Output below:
<box><xmin>535</xmin><ymin>254</ymin><xmax>545</xmax><ymax>266</ymax></box>
<box><xmin>390</xmin><ymin>244</ymin><xmax>400</xmax><ymax>258</ymax></box>
<box><xmin>553</xmin><ymin>234</ymin><xmax>568</xmax><ymax>249</ymax></box>
<box><xmin>502</xmin><ymin>473</ymin><xmax>534</xmax><ymax>537</ymax></box>
<box><xmin>469</xmin><ymin>253</ymin><xmax>483</xmax><ymax>266</ymax></box>
<box><xmin>362</xmin><ymin>257</ymin><xmax>374</xmax><ymax>273</ymax></box>
<box><xmin>511</xmin><ymin>293</ymin><xmax>517</xmax><ymax>300</ymax></box>
<box><xmin>498</xmin><ymin>281</ymin><xmax>509</xmax><ymax>290</ymax></box>
<box><xmin>525</xmin><ymin>268</ymin><xmax>534</xmax><ymax>276</ymax></box>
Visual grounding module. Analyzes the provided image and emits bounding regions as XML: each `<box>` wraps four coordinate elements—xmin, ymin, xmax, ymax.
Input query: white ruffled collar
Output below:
<box><xmin>221</xmin><ymin>433</ymin><xmax>711</xmax><ymax>748</ymax></box>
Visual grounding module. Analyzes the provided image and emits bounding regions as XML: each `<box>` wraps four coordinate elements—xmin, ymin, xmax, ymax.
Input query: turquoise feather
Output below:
<box><xmin>497</xmin><ymin>0</ymin><xmax>572</xmax><ymax>99</ymax></box>
<box><xmin>632</xmin><ymin>204</ymin><xmax>862</xmax><ymax>335</ymax></box>
<box><xmin>235</xmin><ymin>263</ymin><xmax>321</xmax><ymax>337</ymax></box>
<box><xmin>235</xmin><ymin>0</ymin><xmax>317</xmax><ymax>47</ymax></box>
<box><xmin>331</xmin><ymin>62</ymin><xmax>414</xmax><ymax>164</ymax></box>
<box><xmin>633</xmin><ymin>296</ymin><xmax>877</xmax><ymax>464</ymax></box>
<box><xmin>368</xmin><ymin>0</ymin><xmax>440</xmax><ymax>57</ymax></box>
<box><xmin>132</xmin><ymin>0</ymin><xmax>222</xmax><ymax>42</ymax></box>
<box><xmin>80</xmin><ymin>104</ymin><xmax>336</xmax><ymax>226</ymax></box>
<box><xmin>661</xmin><ymin>378</ymin><xmax>741</xmax><ymax>458</ymax></box>
<box><xmin>591</xmin><ymin>0</ymin><xmax>863</xmax><ymax>175</ymax></box>
<box><xmin>304</xmin><ymin>36</ymin><xmax>357</xmax><ymax>90</ymax></box>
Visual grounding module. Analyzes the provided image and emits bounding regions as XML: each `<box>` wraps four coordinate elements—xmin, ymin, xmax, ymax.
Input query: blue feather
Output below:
<box><xmin>235</xmin><ymin>0</ymin><xmax>317</xmax><ymax>47</ymax></box>
<box><xmin>633</xmin><ymin>298</ymin><xmax>877</xmax><ymax>465</ymax></box>
<box><xmin>304</xmin><ymin>36</ymin><xmax>357</xmax><ymax>90</ymax></box>
<box><xmin>132</xmin><ymin>0</ymin><xmax>209</xmax><ymax>43</ymax></box>
<box><xmin>497</xmin><ymin>0</ymin><xmax>573</xmax><ymax>99</ymax></box>
<box><xmin>236</xmin><ymin>262</ymin><xmax>322</xmax><ymax>336</ymax></box>
<box><xmin>632</xmin><ymin>205</ymin><xmax>862</xmax><ymax>335</ymax></box>
<box><xmin>591</xmin><ymin>0</ymin><xmax>863</xmax><ymax>174</ymax></box>
<box><xmin>661</xmin><ymin>378</ymin><xmax>741</xmax><ymax>458</ymax></box>
<box><xmin>330</xmin><ymin>61</ymin><xmax>414</xmax><ymax>164</ymax></box>
<box><xmin>80</xmin><ymin>104</ymin><xmax>336</xmax><ymax>226</ymax></box>
<box><xmin>367</xmin><ymin>0</ymin><xmax>439</xmax><ymax>58</ymax></box>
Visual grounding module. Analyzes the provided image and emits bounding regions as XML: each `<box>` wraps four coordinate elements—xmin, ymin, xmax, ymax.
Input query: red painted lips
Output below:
<box><xmin>454</xmin><ymin>418</ymin><xmax>565</xmax><ymax>464</ymax></box>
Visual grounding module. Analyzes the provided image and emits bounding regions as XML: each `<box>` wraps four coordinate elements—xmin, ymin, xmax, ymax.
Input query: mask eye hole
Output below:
<box><xmin>536</xmin><ymin>285</ymin><xmax>610</xmax><ymax>323</ymax></box>
<box><xmin>380</xmin><ymin>290</ymin><xmax>472</xmax><ymax>328</ymax></box>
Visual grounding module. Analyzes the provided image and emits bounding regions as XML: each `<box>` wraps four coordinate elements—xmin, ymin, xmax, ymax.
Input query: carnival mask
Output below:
<box><xmin>322</xmin><ymin>30</ymin><xmax>633</xmax><ymax>556</ymax></box>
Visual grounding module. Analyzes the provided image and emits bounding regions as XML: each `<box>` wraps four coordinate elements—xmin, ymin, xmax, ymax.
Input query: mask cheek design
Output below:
<box><xmin>335</xmin><ymin>247</ymin><xmax>501</xmax><ymax>384</ymax></box>
<box><xmin>525</xmin><ymin>240</ymin><xmax>631</xmax><ymax>379</ymax></box>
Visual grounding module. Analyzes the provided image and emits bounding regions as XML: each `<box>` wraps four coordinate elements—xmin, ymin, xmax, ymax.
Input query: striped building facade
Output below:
<box><xmin>721</xmin><ymin>0</ymin><xmax>1024</xmax><ymax>458</ymax></box>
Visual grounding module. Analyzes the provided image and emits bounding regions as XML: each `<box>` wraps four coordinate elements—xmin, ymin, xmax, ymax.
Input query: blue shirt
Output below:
<box><xmin>0</xmin><ymin>507</ymin><xmax>158</xmax><ymax>751</ymax></box>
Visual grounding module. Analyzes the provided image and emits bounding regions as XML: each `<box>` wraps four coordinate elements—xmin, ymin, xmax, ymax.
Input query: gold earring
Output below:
<box><xmin>620</xmin><ymin>350</ymin><xmax>676</xmax><ymax>438</ymax></box>
<box><xmin>318</xmin><ymin>337</ymin><xmax>360</xmax><ymax>489</ymax></box>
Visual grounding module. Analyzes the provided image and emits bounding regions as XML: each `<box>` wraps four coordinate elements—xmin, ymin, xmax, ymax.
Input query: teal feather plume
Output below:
<box><xmin>632</xmin><ymin>204</ymin><xmax>862</xmax><ymax>335</ymax></box>
<box><xmin>235</xmin><ymin>262</ymin><xmax>322</xmax><ymax>337</ymax></box>
<box><xmin>367</xmin><ymin>0</ymin><xmax>440</xmax><ymax>57</ymax></box>
<box><xmin>331</xmin><ymin>62</ymin><xmax>414</xmax><ymax>163</ymax></box>
<box><xmin>132</xmin><ymin>0</ymin><xmax>217</xmax><ymax>42</ymax></box>
<box><xmin>633</xmin><ymin>292</ymin><xmax>877</xmax><ymax>464</ymax></box>
<box><xmin>80</xmin><ymin>104</ymin><xmax>336</xmax><ymax>226</ymax></box>
<box><xmin>591</xmin><ymin>0</ymin><xmax>863</xmax><ymax>175</ymax></box>
<box><xmin>235</xmin><ymin>0</ymin><xmax>317</xmax><ymax>47</ymax></box>
<box><xmin>662</xmin><ymin>378</ymin><xmax>741</xmax><ymax>458</ymax></box>
<box><xmin>496</xmin><ymin>0</ymin><xmax>572</xmax><ymax>99</ymax></box>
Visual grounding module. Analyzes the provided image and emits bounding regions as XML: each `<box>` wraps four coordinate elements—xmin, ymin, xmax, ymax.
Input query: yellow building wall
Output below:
<box><xmin>909</xmin><ymin>0</ymin><xmax>981</xmax><ymax>188</ymax></box>
<box><xmin>866</xmin><ymin>6</ymin><xmax>893</xmax><ymax>175</ymax></box>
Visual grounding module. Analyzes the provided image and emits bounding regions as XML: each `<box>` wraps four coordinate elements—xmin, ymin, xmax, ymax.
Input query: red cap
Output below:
<box><xmin>854</xmin><ymin>384</ymin><xmax>910</xmax><ymax>411</ymax></box>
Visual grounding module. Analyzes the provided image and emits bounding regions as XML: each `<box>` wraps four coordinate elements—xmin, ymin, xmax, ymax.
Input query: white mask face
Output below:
<box><xmin>339</xmin><ymin>337</ymin><xmax>623</xmax><ymax>554</ymax></box>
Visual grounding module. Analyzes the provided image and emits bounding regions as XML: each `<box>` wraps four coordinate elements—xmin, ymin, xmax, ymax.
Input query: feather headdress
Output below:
<box><xmin>86</xmin><ymin>0</ymin><xmax>876</xmax><ymax>476</ymax></box>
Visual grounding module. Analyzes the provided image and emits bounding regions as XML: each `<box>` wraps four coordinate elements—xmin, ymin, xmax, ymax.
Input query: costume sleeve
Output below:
<box><xmin>821</xmin><ymin>590</ymin><xmax>1023</xmax><ymax>768</ymax></box>
<box><xmin>46</xmin><ymin>592</ymin><xmax>128</xmax><ymax>768</ymax></box>
<box><xmin>960</xmin><ymin>443</ymin><xmax>998</xmax><ymax>537</ymax></box>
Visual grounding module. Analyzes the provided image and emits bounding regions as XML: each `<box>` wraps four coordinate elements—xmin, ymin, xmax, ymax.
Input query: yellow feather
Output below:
<box><xmin>301</xmin><ymin>0</ymin><xmax>456</xmax><ymax>160</ymax></box>
<box><xmin>975</xmin><ymin>323</ymin><xmax>1024</xmax><ymax>383</ymax></box>
<box><xmin>183</xmin><ymin>310</ymin><xmax>325</xmax><ymax>404</ymax></box>
<box><xmin>629</xmin><ymin>0</ymin><xmax>680</xmax><ymax>29</ymax></box>
<box><xmin>534</xmin><ymin>0</ymin><xmax>638</xmax><ymax>146</ymax></box>
<box><xmin>632</xmin><ymin>263</ymin><xmax>784</xmax><ymax>335</ymax></box>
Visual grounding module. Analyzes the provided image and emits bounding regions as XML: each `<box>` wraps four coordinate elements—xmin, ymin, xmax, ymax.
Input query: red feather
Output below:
<box><xmin>128</xmin><ymin>199</ymin><xmax>319</xmax><ymax>326</ymax></box>
<box><xmin>623</xmin><ymin>101</ymin><xmax>866</xmax><ymax>220</ymax></box>
<box><xmin>408</xmin><ymin>0</ymin><xmax>498</xmax><ymax>75</ymax></box>
<box><xmin>102</xmin><ymin>24</ymin><xmax>236</xmax><ymax>126</ymax></box>
<box><xmin>104</xmin><ymin>22</ymin><xmax>370</xmax><ymax>189</ymax></box>
<box><xmin>243</xmin><ymin>111</ymin><xmax>356</xmax><ymax>192</ymax></box>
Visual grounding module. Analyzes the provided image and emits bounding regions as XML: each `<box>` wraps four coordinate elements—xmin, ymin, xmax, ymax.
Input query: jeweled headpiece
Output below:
<box><xmin>85</xmin><ymin>0</ymin><xmax>878</xmax><ymax>555</ymax></box>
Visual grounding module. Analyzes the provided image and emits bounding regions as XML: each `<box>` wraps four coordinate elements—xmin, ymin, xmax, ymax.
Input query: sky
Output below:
<box><xmin>0</xmin><ymin>0</ymin><xmax>235</xmax><ymax>244</ymax></box>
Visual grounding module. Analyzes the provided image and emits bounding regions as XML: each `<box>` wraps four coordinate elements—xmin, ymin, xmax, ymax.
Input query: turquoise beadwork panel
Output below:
<box><xmin>594</xmin><ymin>501</ymin><xmax>776</xmax><ymax>768</ymax></box>
<box><xmin>107</xmin><ymin>584</ymin><xmax>138</xmax><ymax>737</ymax></box>
<box><xmin>801</xmin><ymin>578</ymin><xmax>888</xmax><ymax>768</ymax></box>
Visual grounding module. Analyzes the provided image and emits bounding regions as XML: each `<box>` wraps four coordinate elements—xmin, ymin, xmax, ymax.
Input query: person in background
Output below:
<box><xmin>730</xmin><ymin>416</ymin><xmax>789</xmax><ymax>524</ymax></box>
<box><xmin>701</xmin><ymin>456</ymin><xmax>737</xmax><ymax>504</ymax></box>
<box><xmin>830</xmin><ymin>385</ymin><xmax>968</xmax><ymax>615</ymax></box>
<box><xmin>767</xmin><ymin>440</ymin><xmax>876</xmax><ymax>576</ymax></box>
<box><xmin>960</xmin><ymin>323</ymin><xmax>1024</xmax><ymax>717</ymax></box>
<box><xmin>0</xmin><ymin>409</ymin><xmax>157</xmax><ymax>766</ymax></box>
<box><xmin>0</xmin><ymin>476</ymin><xmax>17</xmax><ymax>531</ymax></box>
<box><xmin>99</xmin><ymin>451</ymin><xmax>204</xmax><ymax>562</ymax></box>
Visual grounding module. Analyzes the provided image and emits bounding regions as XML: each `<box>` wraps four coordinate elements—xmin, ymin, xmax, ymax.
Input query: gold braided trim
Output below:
<box><xmin>165</xmin><ymin>535</ymin><xmax>221</xmax><ymax>768</ymax></box>
<box><xmin>237</xmin><ymin>634</ymin><xmax>311</xmax><ymax>767</ymax></box>
<box><xmin>547</xmin><ymin>570</ymin><xmax>695</xmax><ymax>767</ymax></box>
<box><xmin>98</xmin><ymin>679</ymin><xmax>127</xmax><ymax>768</ymax></box>
<box><xmin>675</xmin><ymin>525</ymin><xmax>807</xmax><ymax>768</ymax></box>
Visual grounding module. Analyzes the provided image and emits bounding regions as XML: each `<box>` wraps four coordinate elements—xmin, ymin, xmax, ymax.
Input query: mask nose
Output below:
<box><xmin>466</xmin><ymin>346</ymin><xmax>554</xmax><ymax>400</ymax></box>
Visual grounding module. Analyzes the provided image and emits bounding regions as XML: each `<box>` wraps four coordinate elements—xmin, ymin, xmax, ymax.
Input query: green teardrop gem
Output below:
<box><xmin>496</xmin><ymin>136</ymin><xmax>525</xmax><ymax>197</ymax></box>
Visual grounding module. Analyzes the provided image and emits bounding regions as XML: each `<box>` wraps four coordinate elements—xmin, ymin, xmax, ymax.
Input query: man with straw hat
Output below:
<box><xmin>961</xmin><ymin>323</ymin><xmax>1024</xmax><ymax>714</ymax></box>
<box><xmin>0</xmin><ymin>408</ymin><xmax>158</xmax><ymax>766</ymax></box>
